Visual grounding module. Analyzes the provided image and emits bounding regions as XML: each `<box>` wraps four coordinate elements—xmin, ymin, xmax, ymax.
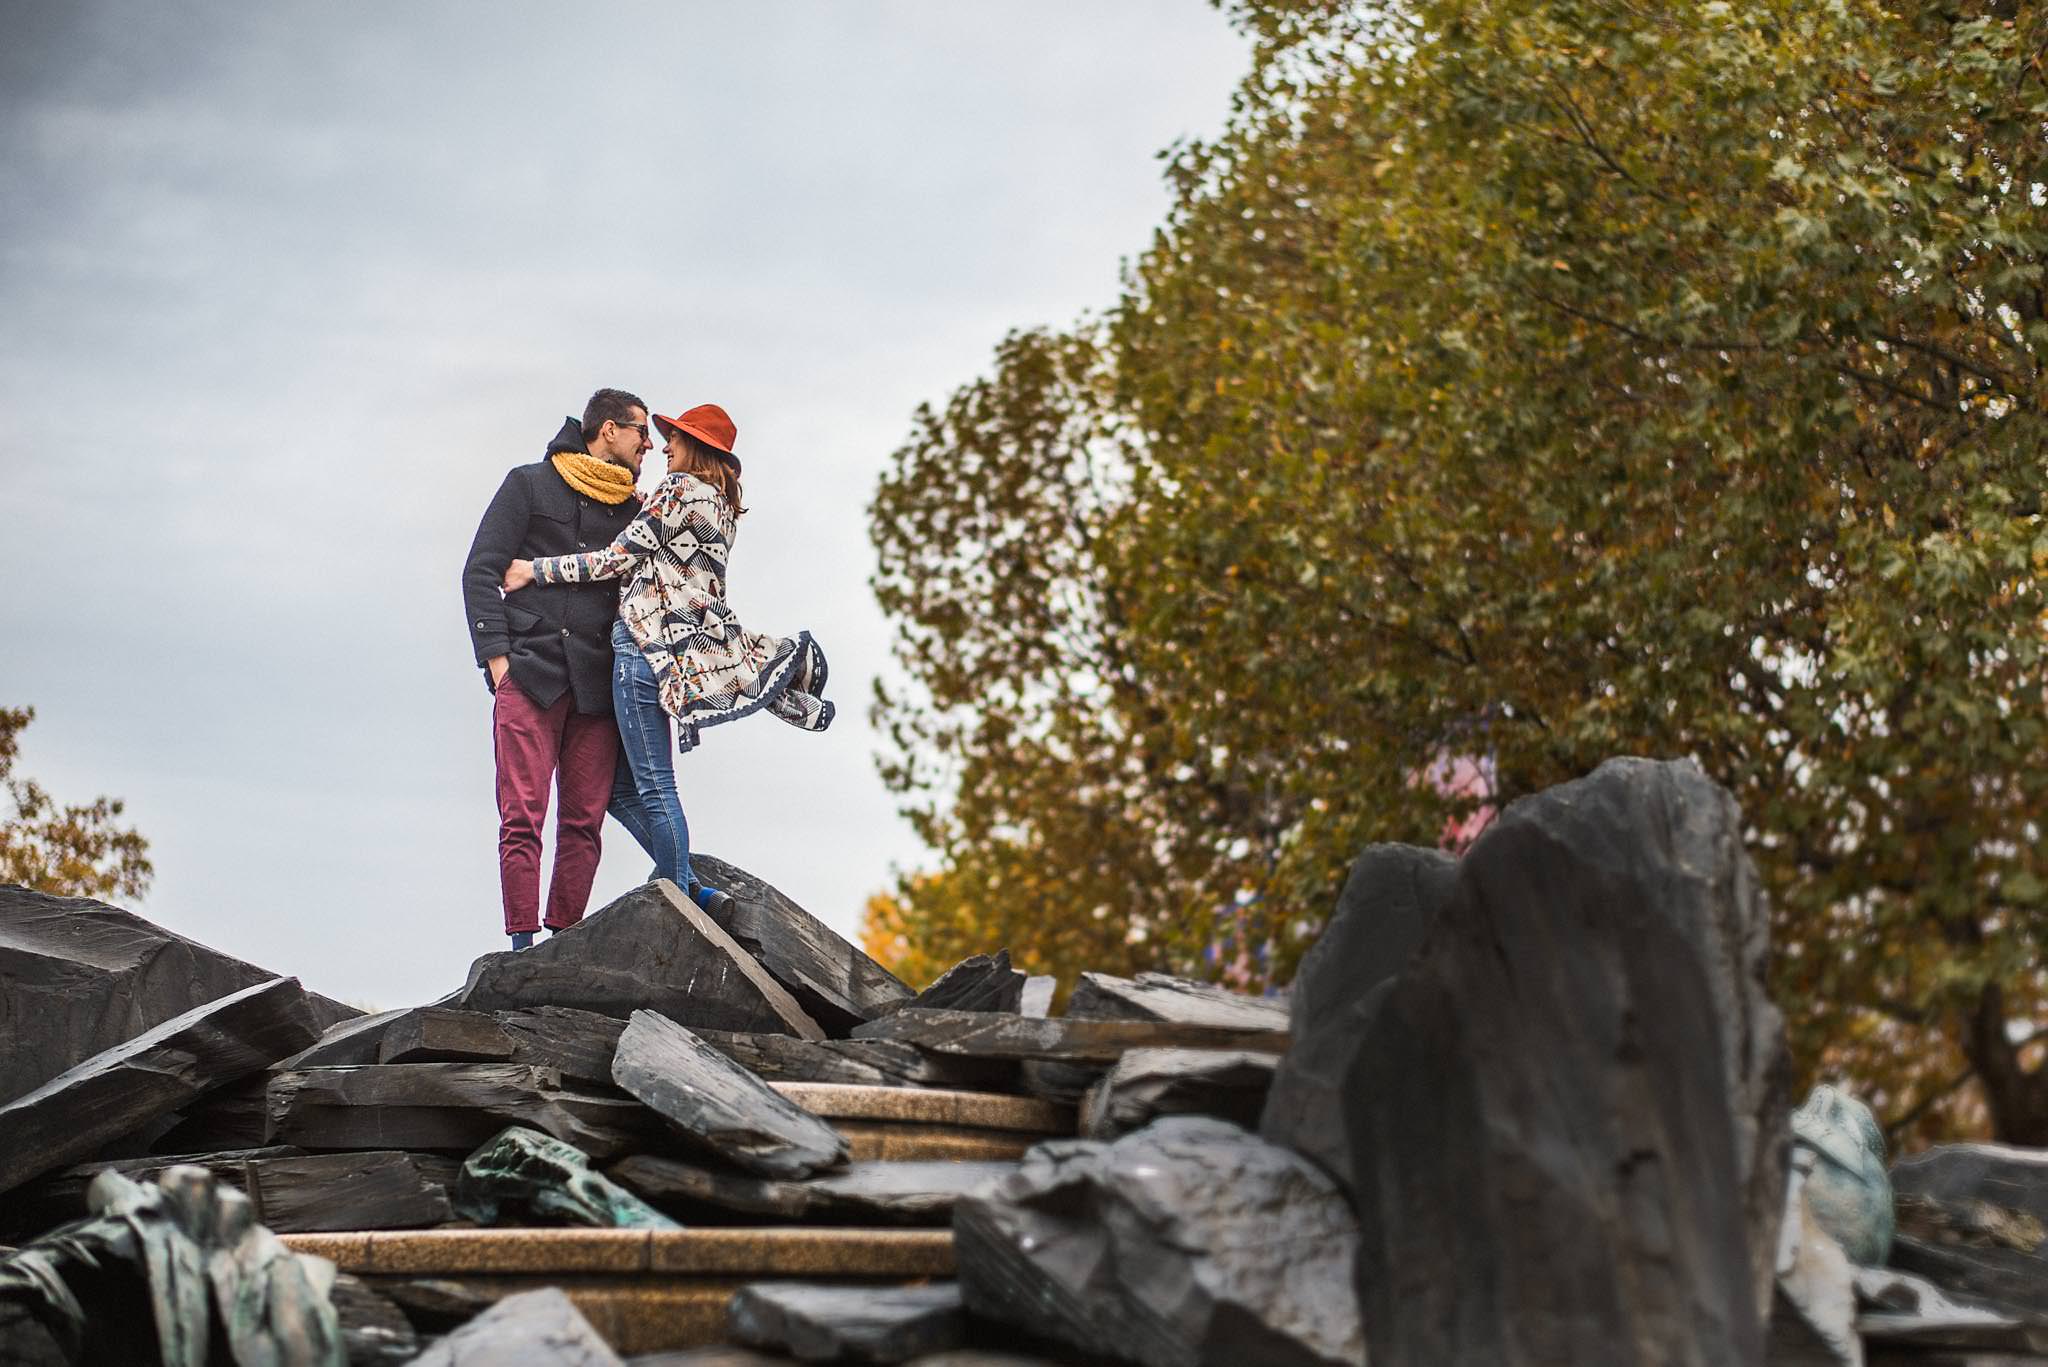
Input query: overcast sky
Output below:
<box><xmin>0</xmin><ymin>3</ymin><xmax>1248</xmax><ymax>1008</ymax></box>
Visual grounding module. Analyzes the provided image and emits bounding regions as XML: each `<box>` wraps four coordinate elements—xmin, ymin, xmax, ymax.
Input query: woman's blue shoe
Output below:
<box><xmin>509</xmin><ymin>931</ymin><xmax>535</xmax><ymax>951</ymax></box>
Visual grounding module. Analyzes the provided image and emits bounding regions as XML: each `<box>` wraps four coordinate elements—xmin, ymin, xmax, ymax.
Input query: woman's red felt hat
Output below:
<box><xmin>654</xmin><ymin>403</ymin><xmax>740</xmax><ymax>471</ymax></box>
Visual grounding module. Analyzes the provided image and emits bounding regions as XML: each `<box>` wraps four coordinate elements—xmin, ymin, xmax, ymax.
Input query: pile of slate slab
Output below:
<box><xmin>6</xmin><ymin>759</ymin><xmax>2048</xmax><ymax>1366</ymax></box>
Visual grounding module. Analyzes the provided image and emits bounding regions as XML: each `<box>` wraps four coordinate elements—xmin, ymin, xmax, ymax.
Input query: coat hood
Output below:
<box><xmin>544</xmin><ymin>416</ymin><xmax>585</xmax><ymax>457</ymax></box>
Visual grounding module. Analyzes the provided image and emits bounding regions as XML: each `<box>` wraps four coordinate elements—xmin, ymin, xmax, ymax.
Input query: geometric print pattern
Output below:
<box><xmin>530</xmin><ymin>470</ymin><xmax>834</xmax><ymax>754</ymax></box>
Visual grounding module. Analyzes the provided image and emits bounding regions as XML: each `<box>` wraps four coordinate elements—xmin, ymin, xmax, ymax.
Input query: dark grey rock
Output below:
<box><xmin>1259</xmin><ymin>843</ymin><xmax>1454</xmax><ymax>1194</ymax></box>
<box><xmin>1793</xmin><ymin>1084</ymin><xmax>1893</xmax><ymax>1266</ymax></box>
<box><xmin>612</xmin><ymin>1011</ymin><xmax>848</xmax><ymax>1179</ymax></box>
<box><xmin>1343</xmin><ymin>757</ymin><xmax>1791</xmax><ymax>1366</ymax></box>
<box><xmin>1017</xmin><ymin>1060</ymin><xmax>1101</xmax><ymax>1106</ymax></box>
<box><xmin>381</xmin><ymin>1009</ymin><xmax>520</xmax><ymax>1065</ymax></box>
<box><xmin>852</xmin><ymin>1009</ymin><xmax>1289</xmax><ymax>1063</ymax></box>
<box><xmin>0</xmin><ymin>885</ymin><xmax>357</xmax><ymax>1105</ymax></box>
<box><xmin>611</xmin><ymin>1154</ymin><xmax>1012</xmax><ymax>1224</ymax></box>
<box><xmin>1888</xmin><ymin>1143</ymin><xmax>2048</xmax><ymax>1319</ymax></box>
<box><xmin>693</xmin><ymin>854</ymin><xmax>915</xmax><ymax>1035</ymax></box>
<box><xmin>0</xmin><ymin>1145</ymin><xmax>295</xmax><ymax>1237</ymax></box>
<box><xmin>955</xmin><ymin>1116</ymin><xmax>1362</xmax><ymax>1367</ymax></box>
<box><xmin>496</xmin><ymin>1007</ymin><xmax>631</xmax><ymax>1085</ymax></box>
<box><xmin>729</xmin><ymin>1281</ymin><xmax>965</xmax><ymax>1362</ymax></box>
<box><xmin>1066</xmin><ymin>972</ymin><xmax>1288</xmax><ymax>1031</ymax></box>
<box><xmin>906</xmin><ymin>953</ymin><xmax>1026</xmax><ymax>1015</ymax></box>
<box><xmin>151</xmin><ymin>1074</ymin><xmax>272</xmax><ymax>1153</ymax></box>
<box><xmin>268</xmin><ymin>1062</ymin><xmax>662</xmax><ymax>1160</ymax></box>
<box><xmin>376</xmin><ymin>1279</ymin><xmax>498</xmax><ymax>1335</ymax></box>
<box><xmin>0</xmin><ymin>976</ymin><xmax>324</xmax><ymax>1196</ymax></box>
<box><xmin>283</xmin><ymin>1007</ymin><xmax>420</xmax><ymax>1070</ymax></box>
<box><xmin>454</xmin><ymin>1126</ymin><xmax>678</xmax><ymax>1230</ymax></box>
<box><xmin>333</xmin><ymin>1271</ymin><xmax>421</xmax><ymax>1366</ymax></box>
<box><xmin>1853</xmin><ymin>1263</ymin><xmax>2048</xmax><ymax>1354</ymax></box>
<box><xmin>453</xmin><ymin>880</ymin><xmax>825</xmax><ymax>1040</ymax></box>
<box><xmin>698</xmin><ymin>1031</ymin><xmax>1016</xmax><ymax>1093</ymax></box>
<box><xmin>335</xmin><ymin>1005</ymin><xmax>630</xmax><ymax>1085</ymax></box>
<box><xmin>403</xmin><ymin>1286</ymin><xmax>624</xmax><ymax>1366</ymax></box>
<box><xmin>1080</xmin><ymin>1049</ymin><xmax>1277</xmax><ymax>1141</ymax></box>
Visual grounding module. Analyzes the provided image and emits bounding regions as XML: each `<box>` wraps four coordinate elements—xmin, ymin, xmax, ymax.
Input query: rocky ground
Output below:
<box><xmin>1</xmin><ymin>758</ymin><xmax>2044</xmax><ymax>1365</ymax></box>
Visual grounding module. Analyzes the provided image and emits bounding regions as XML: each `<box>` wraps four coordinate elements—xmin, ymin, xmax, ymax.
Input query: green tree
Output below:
<box><xmin>870</xmin><ymin>0</ymin><xmax>2048</xmax><ymax>1142</ymax></box>
<box><xmin>0</xmin><ymin>706</ymin><xmax>153</xmax><ymax>900</ymax></box>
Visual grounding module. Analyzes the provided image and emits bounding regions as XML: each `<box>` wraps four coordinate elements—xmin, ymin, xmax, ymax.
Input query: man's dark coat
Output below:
<box><xmin>461</xmin><ymin>419</ymin><xmax>638</xmax><ymax>712</ymax></box>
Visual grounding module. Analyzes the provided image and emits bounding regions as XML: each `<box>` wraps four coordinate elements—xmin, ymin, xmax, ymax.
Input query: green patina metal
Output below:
<box><xmin>0</xmin><ymin>1165</ymin><xmax>344</xmax><ymax>1366</ymax></box>
<box><xmin>453</xmin><ymin>1126</ymin><xmax>681</xmax><ymax>1231</ymax></box>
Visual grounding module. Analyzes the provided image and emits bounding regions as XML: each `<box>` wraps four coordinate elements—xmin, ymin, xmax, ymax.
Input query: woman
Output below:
<box><xmin>502</xmin><ymin>403</ymin><xmax>833</xmax><ymax>907</ymax></box>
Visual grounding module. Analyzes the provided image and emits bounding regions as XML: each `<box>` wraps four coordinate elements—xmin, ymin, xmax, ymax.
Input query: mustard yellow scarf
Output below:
<box><xmin>551</xmin><ymin>452</ymin><xmax>637</xmax><ymax>504</ymax></box>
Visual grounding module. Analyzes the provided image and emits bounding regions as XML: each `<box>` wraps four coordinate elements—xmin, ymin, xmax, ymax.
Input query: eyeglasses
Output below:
<box><xmin>609</xmin><ymin>420</ymin><xmax>650</xmax><ymax>441</ymax></box>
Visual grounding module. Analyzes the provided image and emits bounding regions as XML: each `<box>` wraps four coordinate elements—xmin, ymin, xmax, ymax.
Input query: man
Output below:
<box><xmin>462</xmin><ymin>388</ymin><xmax>652</xmax><ymax>949</ymax></box>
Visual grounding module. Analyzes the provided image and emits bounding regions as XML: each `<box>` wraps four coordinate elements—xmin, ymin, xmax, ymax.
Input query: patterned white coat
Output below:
<box><xmin>530</xmin><ymin>470</ymin><xmax>831</xmax><ymax>752</ymax></box>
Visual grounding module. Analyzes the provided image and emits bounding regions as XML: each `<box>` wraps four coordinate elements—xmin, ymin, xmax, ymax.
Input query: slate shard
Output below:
<box><xmin>331</xmin><ymin>1272</ymin><xmax>420</xmax><ymax>1367</ymax></box>
<box><xmin>268</xmin><ymin>1062</ymin><xmax>661</xmax><ymax>1160</ymax></box>
<box><xmin>151</xmin><ymin>1074</ymin><xmax>273</xmax><ymax>1154</ymax></box>
<box><xmin>453</xmin><ymin>879</ymin><xmax>825</xmax><ymax>1040</ymax></box>
<box><xmin>728</xmin><ymin>1280</ymin><xmax>967</xmax><ymax>1362</ymax></box>
<box><xmin>1080</xmin><ymin>1049</ymin><xmax>1277</xmax><ymax>1141</ymax></box>
<box><xmin>403</xmin><ymin>1286</ymin><xmax>624</xmax><ymax>1366</ymax></box>
<box><xmin>0</xmin><ymin>975</ymin><xmax>324</xmax><ymax>1197</ymax></box>
<box><xmin>1066</xmin><ymin>971</ymin><xmax>1288</xmax><ymax>1031</ymax></box>
<box><xmin>379</xmin><ymin>1008</ymin><xmax>520</xmax><ymax>1065</ymax></box>
<box><xmin>0</xmin><ymin>884</ymin><xmax>357</xmax><ymax>1105</ymax></box>
<box><xmin>1344</xmin><ymin>757</ymin><xmax>1791</xmax><ymax>1366</ymax></box>
<box><xmin>610</xmin><ymin>1153</ymin><xmax>1012</xmax><ymax>1224</ymax></box>
<box><xmin>1889</xmin><ymin>1142</ymin><xmax>2048</xmax><ymax>1318</ymax></box>
<box><xmin>612</xmin><ymin>1010</ymin><xmax>849</xmax><ymax>1179</ymax></box>
<box><xmin>906</xmin><ymin>952</ymin><xmax>1027</xmax><ymax>1015</ymax></box>
<box><xmin>693</xmin><ymin>853</ymin><xmax>915</xmax><ymax>1034</ymax></box>
<box><xmin>1260</xmin><ymin>843</ymin><xmax>1455</xmax><ymax>1194</ymax></box>
<box><xmin>696</xmin><ymin>1030</ymin><xmax>1017</xmax><ymax>1093</ymax></box>
<box><xmin>851</xmin><ymin>1009</ymin><xmax>1289</xmax><ymax>1063</ymax></box>
<box><xmin>454</xmin><ymin>1126</ymin><xmax>679</xmax><ymax>1230</ymax></box>
<box><xmin>956</xmin><ymin>1116</ymin><xmax>1363</xmax><ymax>1367</ymax></box>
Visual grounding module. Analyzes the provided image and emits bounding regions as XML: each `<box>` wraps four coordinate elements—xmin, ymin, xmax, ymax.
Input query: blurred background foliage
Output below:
<box><xmin>866</xmin><ymin>0</ymin><xmax>2048</xmax><ymax>1145</ymax></box>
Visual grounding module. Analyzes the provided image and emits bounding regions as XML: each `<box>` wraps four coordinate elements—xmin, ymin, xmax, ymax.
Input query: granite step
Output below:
<box><xmin>285</xmin><ymin>1226</ymin><xmax>955</xmax><ymax>1356</ymax></box>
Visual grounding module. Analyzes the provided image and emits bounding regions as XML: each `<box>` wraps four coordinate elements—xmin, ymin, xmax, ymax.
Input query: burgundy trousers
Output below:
<box><xmin>492</xmin><ymin>676</ymin><xmax>619</xmax><ymax>935</ymax></box>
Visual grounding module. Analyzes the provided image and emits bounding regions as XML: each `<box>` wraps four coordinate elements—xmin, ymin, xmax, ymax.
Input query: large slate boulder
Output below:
<box><xmin>268</xmin><ymin>1062</ymin><xmax>662</xmax><ymax>1159</ymax></box>
<box><xmin>954</xmin><ymin>1116</ymin><xmax>1363</xmax><ymax>1367</ymax></box>
<box><xmin>452</xmin><ymin>880</ymin><xmax>824</xmax><ymax>1040</ymax></box>
<box><xmin>404</xmin><ymin>1286</ymin><xmax>622</xmax><ymax>1366</ymax></box>
<box><xmin>1890</xmin><ymin>1142</ymin><xmax>2048</xmax><ymax>1318</ymax></box>
<box><xmin>1067</xmin><ymin>971</ymin><xmax>1288</xmax><ymax>1030</ymax></box>
<box><xmin>611</xmin><ymin>1011</ymin><xmax>849</xmax><ymax>1179</ymax></box>
<box><xmin>692</xmin><ymin>853</ymin><xmax>914</xmax><ymax>1033</ymax></box>
<box><xmin>1081</xmin><ymin>1049</ymin><xmax>1276</xmax><ymax>1141</ymax></box>
<box><xmin>0</xmin><ymin>976</ymin><xmax>325</xmax><ymax>1196</ymax></box>
<box><xmin>1260</xmin><ymin>843</ymin><xmax>1454</xmax><ymax>1193</ymax></box>
<box><xmin>1342</xmin><ymin>757</ymin><xmax>1793</xmax><ymax>1366</ymax></box>
<box><xmin>0</xmin><ymin>885</ymin><xmax>358</xmax><ymax>1104</ymax></box>
<box><xmin>728</xmin><ymin>1281</ymin><xmax>967</xmax><ymax>1362</ymax></box>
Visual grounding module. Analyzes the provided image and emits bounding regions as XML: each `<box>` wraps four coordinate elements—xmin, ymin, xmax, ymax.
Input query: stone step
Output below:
<box><xmin>284</xmin><ymin>1227</ymin><xmax>954</xmax><ymax>1356</ymax></box>
<box><xmin>769</xmin><ymin>1081</ymin><xmax>1073</xmax><ymax>1164</ymax></box>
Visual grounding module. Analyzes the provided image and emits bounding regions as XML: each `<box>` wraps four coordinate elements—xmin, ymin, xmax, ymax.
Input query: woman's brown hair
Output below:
<box><xmin>672</xmin><ymin>434</ymin><xmax>746</xmax><ymax>516</ymax></box>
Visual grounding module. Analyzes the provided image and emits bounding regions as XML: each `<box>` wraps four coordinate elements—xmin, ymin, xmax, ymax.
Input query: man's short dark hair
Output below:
<box><xmin>582</xmin><ymin>388</ymin><xmax>647</xmax><ymax>442</ymax></box>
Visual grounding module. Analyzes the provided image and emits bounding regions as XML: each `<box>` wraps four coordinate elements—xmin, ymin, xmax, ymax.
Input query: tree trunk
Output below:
<box><xmin>1962</xmin><ymin>982</ymin><xmax>2048</xmax><ymax>1144</ymax></box>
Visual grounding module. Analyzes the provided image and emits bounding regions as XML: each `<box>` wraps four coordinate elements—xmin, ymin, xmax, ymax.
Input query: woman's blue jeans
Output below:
<box><xmin>609</xmin><ymin>619</ymin><xmax>693</xmax><ymax>890</ymax></box>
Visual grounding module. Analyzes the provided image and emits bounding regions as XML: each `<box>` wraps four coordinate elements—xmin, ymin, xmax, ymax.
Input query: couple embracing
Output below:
<box><xmin>460</xmin><ymin>388</ymin><xmax>833</xmax><ymax>950</ymax></box>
